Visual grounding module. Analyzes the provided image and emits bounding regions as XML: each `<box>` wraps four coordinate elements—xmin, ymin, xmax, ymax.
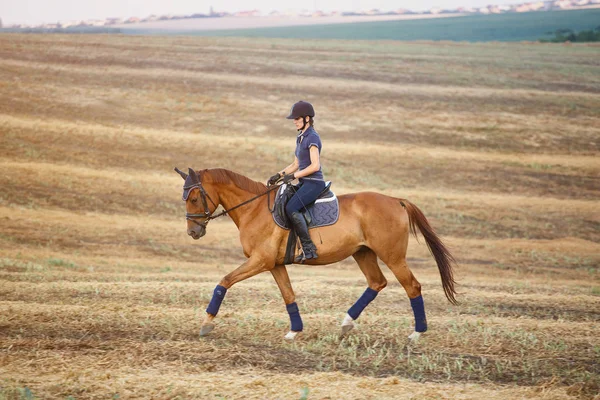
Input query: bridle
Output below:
<box><xmin>184</xmin><ymin>180</ymin><xmax>281</xmax><ymax>228</ymax></box>
<box><xmin>184</xmin><ymin>181</ymin><xmax>219</xmax><ymax>227</ymax></box>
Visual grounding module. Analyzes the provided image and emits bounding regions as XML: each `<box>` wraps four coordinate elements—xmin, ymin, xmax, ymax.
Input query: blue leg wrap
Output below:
<box><xmin>206</xmin><ymin>285</ymin><xmax>227</xmax><ymax>316</ymax></box>
<box><xmin>410</xmin><ymin>295</ymin><xmax>428</xmax><ymax>333</ymax></box>
<box><xmin>348</xmin><ymin>287</ymin><xmax>379</xmax><ymax>320</ymax></box>
<box><xmin>286</xmin><ymin>302</ymin><xmax>303</xmax><ymax>332</ymax></box>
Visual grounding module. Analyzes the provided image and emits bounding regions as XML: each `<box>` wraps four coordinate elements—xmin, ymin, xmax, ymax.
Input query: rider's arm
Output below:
<box><xmin>294</xmin><ymin>146</ymin><xmax>320</xmax><ymax>179</ymax></box>
<box><xmin>280</xmin><ymin>157</ymin><xmax>299</xmax><ymax>176</ymax></box>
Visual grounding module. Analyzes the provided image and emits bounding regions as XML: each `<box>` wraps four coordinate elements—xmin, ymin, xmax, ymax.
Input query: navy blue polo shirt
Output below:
<box><xmin>295</xmin><ymin>126</ymin><xmax>324</xmax><ymax>181</ymax></box>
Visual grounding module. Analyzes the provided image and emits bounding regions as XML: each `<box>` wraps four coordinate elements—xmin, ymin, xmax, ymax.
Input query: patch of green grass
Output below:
<box><xmin>298</xmin><ymin>387</ymin><xmax>310</xmax><ymax>400</ymax></box>
<box><xmin>0</xmin><ymin>258</ymin><xmax>46</xmax><ymax>272</ymax></box>
<box><xmin>47</xmin><ymin>258</ymin><xmax>78</xmax><ymax>269</ymax></box>
<box><xmin>0</xmin><ymin>386</ymin><xmax>36</xmax><ymax>400</ymax></box>
<box><xmin>528</xmin><ymin>162</ymin><xmax>553</xmax><ymax>171</ymax></box>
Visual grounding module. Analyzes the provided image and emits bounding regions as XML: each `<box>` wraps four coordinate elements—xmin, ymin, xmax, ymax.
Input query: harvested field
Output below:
<box><xmin>0</xmin><ymin>34</ymin><xmax>599</xmax><ymax>399</ymax></box>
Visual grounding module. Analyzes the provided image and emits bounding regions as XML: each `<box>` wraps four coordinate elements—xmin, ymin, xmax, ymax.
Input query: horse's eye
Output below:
<box><xmin>191</xmin><ymin>198</ymin><xmax>197</xmax><ymax>203</ymax></box>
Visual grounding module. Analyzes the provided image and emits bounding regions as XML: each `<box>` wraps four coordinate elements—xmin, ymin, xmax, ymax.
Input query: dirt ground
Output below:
<box><xmin>0</xmin><ymin>34</ymin><xmax>598</xmax><ymax>399</ymax></box>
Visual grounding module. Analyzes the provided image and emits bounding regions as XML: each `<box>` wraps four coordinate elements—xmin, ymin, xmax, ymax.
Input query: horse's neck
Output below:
<box><xmin>216</xmin><ymin>183</ymin><xmax>267</xmax><ymax>228</ymax></box>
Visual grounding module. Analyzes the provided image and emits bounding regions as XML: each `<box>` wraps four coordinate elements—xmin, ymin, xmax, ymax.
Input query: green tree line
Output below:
<box><xmin>540</xmin><ymin>26</ymin><xmax>600</xmax><ymax>42</ymax></box>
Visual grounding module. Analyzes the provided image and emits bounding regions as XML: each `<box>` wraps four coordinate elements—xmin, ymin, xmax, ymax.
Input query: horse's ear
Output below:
<box><xmin>188</xmin><ymin>168</ymin><xmax>199</xmax><ymax>183</ymax></box>
<box><xmin>174</xmin><ymin>167</ymin><xmax>188</xmax><ymax>180</ymax></box>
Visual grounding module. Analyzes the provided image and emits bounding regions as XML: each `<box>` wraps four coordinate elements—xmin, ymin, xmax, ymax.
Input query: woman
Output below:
<box><xmin>268</xmin><ymin>100</ymin><xmax>325</xmax><ymax>262</ymax></box>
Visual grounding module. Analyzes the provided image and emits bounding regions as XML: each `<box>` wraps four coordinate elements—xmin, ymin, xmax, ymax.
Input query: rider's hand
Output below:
<box><xmin>267</xmin><ymin>173</ymin><xmax>281</xmax><ymax>186</ymax></box>
<box><xmin>282</xmin><ymin>173</ymin><xmax>295</xmax><ymax>184</ymax></box>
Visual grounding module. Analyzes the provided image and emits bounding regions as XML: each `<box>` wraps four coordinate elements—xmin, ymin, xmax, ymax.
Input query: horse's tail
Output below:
<box><xmin>400</xmin><ymin>199</ymin><xmax>459</xmax><ymax>305</ymax></box>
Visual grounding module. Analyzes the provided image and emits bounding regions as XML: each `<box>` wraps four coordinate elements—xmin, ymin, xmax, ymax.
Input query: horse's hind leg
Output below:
<box><xmin>385</xmin><ymin>257</ymin><xmax>427</xmax><ymax>341</ymax></box>
<box><xmin>271</xmin><ymin>264</ymin><xmax>303</xmax><ymax>341</ymax></box>
<box><xmin>342</xmin><ymin>247</ymin><xmax>388</xmax><ymax>336</ymax></box>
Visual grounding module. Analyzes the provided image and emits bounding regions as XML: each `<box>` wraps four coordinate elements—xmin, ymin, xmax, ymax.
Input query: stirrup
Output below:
<box><xmin>295</xmin><ymin>248</ymin><xmax>318</xmax><ymax>263</ymax></box>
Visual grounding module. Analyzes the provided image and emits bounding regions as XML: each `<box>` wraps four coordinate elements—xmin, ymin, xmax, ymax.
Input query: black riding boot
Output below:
<box><xmin>289</xmin><ymin>211</ymin><xmax>318</xmax><ymax>262</ymax></box>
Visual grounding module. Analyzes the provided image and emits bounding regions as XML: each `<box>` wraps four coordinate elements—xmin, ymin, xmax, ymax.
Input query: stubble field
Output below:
<box><xmin>0</xmin><ymin>34</ymin><xmax>599</xmax><ymax>399</ymax></box>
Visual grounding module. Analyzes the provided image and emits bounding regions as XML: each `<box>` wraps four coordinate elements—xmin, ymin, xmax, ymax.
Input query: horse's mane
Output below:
<box><xmin>200</xmin><ymin>169</ymin><xmax>267</xmax><ymax>195</ymax></box>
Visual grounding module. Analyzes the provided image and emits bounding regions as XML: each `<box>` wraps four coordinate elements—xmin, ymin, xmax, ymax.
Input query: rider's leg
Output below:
<box><xmin>285</xmin><ymin>180</ymin><xmax>325</xmax><ymax>261</ymax></box>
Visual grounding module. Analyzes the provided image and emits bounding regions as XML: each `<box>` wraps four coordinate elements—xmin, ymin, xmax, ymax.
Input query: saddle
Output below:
<box><xmin>272</xmin><ymin>182</ymin><xmax>339</xmax><ymax>230</ymax></box>
<box><xmin>272</xmin><ymin>182</ymin><xmax>339</xmax><ymax>265</ymax></box>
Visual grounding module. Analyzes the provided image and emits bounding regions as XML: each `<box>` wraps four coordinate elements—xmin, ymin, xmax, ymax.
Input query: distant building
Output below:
<box><xmin>530</xmin><ymin>2</ymin><xmax>545</xmax><ymax>10</ymax></box>
<box><xmin>86</xmin><ymin>19</ymin><xmax>106</xmax><ymax>26</ymax></box>
<box><xmin>0</xmin><ymin>18</ymin><xmax>3</xmax><ymax>29</ymax></box>
<box><xmin>553</xmin><ymin>0</ymin><xmax>573</xmax><ymax>8</ymax></box>
<box><xmin>60</xmin><ymin>20</ymin><xmax>81</xmax><ymax>28</ymax></box>
<box><xmin>234</xmin><ymin>10</ymin><xmax>260</xmax><ymax>17</ymax></box>
<box><xmin>105</xmin><ymin>17</ymin><xmax>124</xmax><ymax>25</ymax></box>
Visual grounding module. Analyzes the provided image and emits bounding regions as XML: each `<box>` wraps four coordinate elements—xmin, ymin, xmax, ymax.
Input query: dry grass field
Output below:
<box><xmin>0</xmin><ymin>34</ymin><xmax>599</xmax><ymax>399</ymax></box>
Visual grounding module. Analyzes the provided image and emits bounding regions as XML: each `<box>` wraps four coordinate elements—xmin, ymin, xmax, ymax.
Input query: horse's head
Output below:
<box><xmin>175</xmin><ymin>167</ymin><xmax>219</xmax><ymax>240</ymax></box>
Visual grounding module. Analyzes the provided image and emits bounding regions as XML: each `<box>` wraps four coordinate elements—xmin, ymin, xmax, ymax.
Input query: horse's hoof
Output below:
<box><xmin>284</xmin><ymin>331</ymin><xmax>300</xmax><ymax>341</ymax></box>
<box><xmin>340</xmin><ymin>313</ymin><xmax>355</xmax><ymax>337</ymax></box>
<box><xmin>199</xmin><ymin>323</ymin><xmax>215</xmax><ymax>337</ymax></box>
<box><xmin>408</xmin><ymin>331</ymin><xmax>421</xmax><ymax>342</ymax></box>
<box><xmin>341</xmin><ymin>323</ymin><xmax>354</xmax><ymax>336</ymax></box>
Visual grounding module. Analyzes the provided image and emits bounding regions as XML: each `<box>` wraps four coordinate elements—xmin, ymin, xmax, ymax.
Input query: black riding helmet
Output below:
<box><xmin>286</xmin><ymin>101</ymin><xmax>315</xmax><ymax>119</ymax></box>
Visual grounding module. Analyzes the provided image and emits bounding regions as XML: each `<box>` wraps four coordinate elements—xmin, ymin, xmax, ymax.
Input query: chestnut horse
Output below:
<box><xmin>176</xmin><ymin>167</ymin><xmax>457</xmax><ymax>341</ymax></box>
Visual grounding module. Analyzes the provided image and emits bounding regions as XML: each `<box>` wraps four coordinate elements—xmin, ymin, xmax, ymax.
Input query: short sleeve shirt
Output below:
<box><xmin>295</xmin><ymin>127</ymin><xmax>324</xmax><ymax>181</ymax></box>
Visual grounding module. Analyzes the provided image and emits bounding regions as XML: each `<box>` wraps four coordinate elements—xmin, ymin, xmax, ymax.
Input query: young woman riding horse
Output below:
<box><xmin>177</xmin><ymin>103</ymin><xmax>458</xmax><ymax>342</ymax></box>
<box><xmin>267</xmin><ymin>100</ymin><xmax>324</xmax><ymax>262</ymax></box>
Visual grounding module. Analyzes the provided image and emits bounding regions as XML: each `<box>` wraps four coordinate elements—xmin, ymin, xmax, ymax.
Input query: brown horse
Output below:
<box><xmin>176</xmin><ymin>167</ymin><xmax>458</xmax><ymax>341</ymax></box>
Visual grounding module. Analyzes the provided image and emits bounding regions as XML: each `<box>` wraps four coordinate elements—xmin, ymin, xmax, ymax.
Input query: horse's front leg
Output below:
<box><xmin>200</xmin><ymin>257</ymin><xmax>271</xmax><ymax>337</ymax></box>
<box><xmin>270</xmin><ymin>264</ymin><xmax>303</xmax><ymax>341</ymax></box>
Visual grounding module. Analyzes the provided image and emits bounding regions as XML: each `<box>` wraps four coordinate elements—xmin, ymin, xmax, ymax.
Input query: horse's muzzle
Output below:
<box><xmin>188</xmin><ymin>225</ymin><xmax>206</xmax><ymax>240</ymax></box>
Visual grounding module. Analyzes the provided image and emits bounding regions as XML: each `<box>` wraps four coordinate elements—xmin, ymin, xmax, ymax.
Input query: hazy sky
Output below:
<box><xmin>1</xmin><ymin>0</ymin><xmax>516</xmax><ymax>25</ymax></box>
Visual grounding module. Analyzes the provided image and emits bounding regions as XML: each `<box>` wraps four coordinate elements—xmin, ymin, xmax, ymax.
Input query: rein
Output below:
<box><xmin>186</xmin><ymin>183</ymin><xmax>281</xmax><ymax>227</ymax></box>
